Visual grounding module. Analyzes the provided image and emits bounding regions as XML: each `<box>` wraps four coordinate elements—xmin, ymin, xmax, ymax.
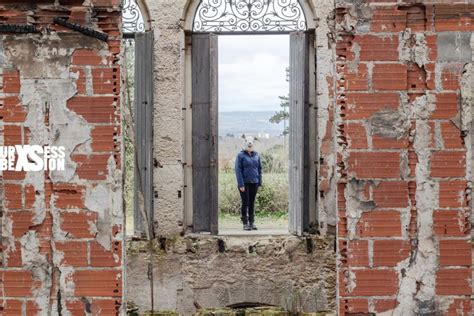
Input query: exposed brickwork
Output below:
<box><xmin>0</xmin><ymin>1</ymin><xmax>122</xmax><ymax>315</ymax></box>
<box><xmin>336</xmin><ymin>1</ymin><xmax>472</xmax><ymax>315</ymax></box>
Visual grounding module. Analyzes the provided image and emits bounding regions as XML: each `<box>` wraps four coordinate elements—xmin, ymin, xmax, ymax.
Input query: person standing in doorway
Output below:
<box><xmin>235</xmin><ymin>135</ymin><xmax>262</xmax><ymax>231</ymax></box>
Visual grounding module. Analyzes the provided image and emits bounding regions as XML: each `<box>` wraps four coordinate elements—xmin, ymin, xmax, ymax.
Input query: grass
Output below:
<box><xmin>219</xmin><ymin>171</ymin><xmax>289</xmax><ymax>214</ymax></box>
<box><xmin>219</xmin><ymin>171</ymin><xmax>289</xmax><ymax>230</ymax></box>
<box><xmin>219</xmin><ymin>211</ymin><xmax>288</xmax><ymax>230</ymax></box>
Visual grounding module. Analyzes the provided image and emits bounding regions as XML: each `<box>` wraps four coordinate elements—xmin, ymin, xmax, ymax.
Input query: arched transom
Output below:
<box><xmin>122</xmin><ymin>0</ymin><xmax>146</xmax><ymax>34</ymax></box>
<box><xmin>193</xmin><ymin>0</ymin><xmax>307</xmax><ymax>33</ymax></box>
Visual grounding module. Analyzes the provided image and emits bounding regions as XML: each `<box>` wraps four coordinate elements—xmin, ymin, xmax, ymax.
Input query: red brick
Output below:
<box><xmin>439</xmin><ymin>180</ymin><xmax>467</xmax><ymax>208</ymax></box>
<box><xmin>2</xmin><ymin>70</ymin><xmax>20</xmax><ymax>93</ymax></box>
<box><xmin>373</xmin><ymin>240</ymin><xmax>411</xmax><ymax>267</ymax></box>
<box><xmin>339</xmin><ymin>298</ymin><xmax>368</xmax><ymax>315</ymax></box>
<box><xmin>436</xmin><ymin>268</ymin><xmax>471</xmax><ymax>295</ymax></box>
<box><xmin>425</xmin><ymin>63</ymin><xmax>436</xmax><ymax>90</ymax></box>
<box><xmin>344</xmin><ymin>123</ymin><xmax>367</xmax><ymax>149</ymax></box>
<box><xmin>346</xmin><ymin>269</ymin><xmax>398</xmax><ymax>296</ymax></box>
<box><xmin>336</xmin><ymin>33</ymin><xmax>354</xmax><ymax>61</ymax></box>
<box><xmin>372</xmin><ymin>181</ymin><xmax>409</xmax><ymax>208</ymax></box>
<box><xmin>32</xmin><ymin>211</ymin><xmax>53</xmax><ymax>241</ymax></box>
<box><xmin>65</xmin><ymin>300</ymin><xmax>87</xmax><ymax>316</ymax></box>
<box><xmin>444</xmin><ymin>298</ymin><xmax>471</xmax><ymax>316</ymax></box>
<box><xmin>1</xmin><ymin>270</ymin><xmax>37</xmax><ymax>297</ymax></box>
<box><xmin>53</xmin><ymin>183</ymin><xmax>85</xmax><ymax>209</ymax></box>
<box><xmin>25</xmin><ymin>300</ymin><xmax>40</xmax><ymax>315</ymax></box>
<box><xmin>373</xmin><ymin>64</ymin><xmax>407</xmax><ymax>90</ymax></box>
<box><xmin>339</xmin><ymin>239</ymin><xmax>369</xmax><ymax>267</ymax></box>
<box><xmin>434</xmin><ymin>5</ymin><xmax>473</xmax><ymax>32</ymax></box>
<box><xmin>0</xmin><ymin>96</ymin><xmax>27</xmax><ymax>123</ymax></box>
<box><xmin>67</xmin><ymin>96</ymin><xmax>117</xmax><ymax>123</ymax></box>
<box><xmin>2</xmin><ymin>169</ymin><xmax>26</xmax><ymax>181</ymax></box>
<box><xmin>407</xmin><ymin>64</ymin><xmax>427</xmax><ymax>91</ymax></box>
<box><xmin>348</xmin><ymin>152</ymin><xmax>400</xmax><ymax>179</ymax></box>
<box><xmin>372</xmin><ymin>134</ymin><xmax>409</xmax><ymax>149</ymax></box>
<box><xmin>73</xmin><ymin>270</ymin><xmax>122</xmax><ymax>297</ymax></box>
<box><xmin>431</xmin><ymin>93</ymin><xmax>458</xmax><ymax>119</ymax></box>
<box><xmin>356</xmin><ymin>211</ymin><xmax>401</xmax><ymax>238</ymax></box>
<box><xmin>91</xmin><ymin>299</ymin><xmax>122</xmax><ymax>316</ymax></box>
<box><xmin>440</xmin><ymin>121</ymin><xmax>464</xmax><ymax>149</ymax></box>
<box><xmin>441</xmin><ymin>64</ymin><xmax>463</xmax><ymax>90</ymax></box>
<box><xmin>344</xmin><ymin>93</ymin><xmax>399</xmax><ymax>120</ymax></box>
<box><xmin>55</xmin><ymin>241</ymin><xmax>88</xmax><ymax>267</ymax></box>
<box><xmin>38</xmin><ymin>239</ymin><xmax>53</xmax><ymax>260</ymax></box>
<box><xmin>92</xmin><ymin>68</ymin><xmax>119</xmax><ymax>94</ymax></box>
<box><xmin>60</xmin><ymin>210</ymin><xmax>98</xmax><ymax>238</ymax></box>
<box><xmin>356</xmin><ymin>35</ymin><xmax>398</xmax><ymax>61</ymax></box>
<box><xmin>439</xmin><ymin>239</ymin><xmax>471</xmax><ymax>267</ymax></box>
<box><xmin>70</xmin><ymin>66</ymin><xmax>87</xmax><ymax>94</ymax></box>
<box><xmin>433</xmin><ymin>210</ymin><xmax>469</xmax><ymax>237</ymax></box>
<box><xmin>3</xmin><ymin>125</ymin><xmax>27</xmax><ymax>146</ymax></box>
<box><xmin>24</xmin><ymin>184</ymin><xmax>36</xmax><ymax>209</ymax></box>
<box><xmin>374</xmin><ymin>299</ymin><xmax>398</xmax><ymax>313</ymax></box>
<box><xmin>342</xmin><ymin>63</ymin><xmax>368</xmax><ymax>91</ymax></box>
<box><xmin>403</xmin><ymin>5</ymin><xmax>427</xmax><ymax>32</ymax></box>
<box><xmin>4</xmin><ymin>183</ymin><xmax>22</xmax><ymax>209</ymax></box>
<box><xmin>72</xmin><ymin>154</ymin><xmax>110</xmax><ymax>180</ymax></box>
<box><xmin>425</xmin><ymin>34</ymin><xmax>438</xmax><ymax>61</ymax></box>
<box><xmin>370</xmin><ymin>7</ymin><xmax>407</xmax><ymax>32</ymax></box>
<box><xmin>3</xmin><ymin>241</ymin><xmax>22</xmax><ymax>267</ymax></box>
<box><xmin>0</xmin><ymin>300</ymin><xmax>23</xmax><ymax>315</ymax></box>
<box><xmin>90</xmin><ymin>240</ymin><xmax>122</xmax><ymax>267</ymax></box>
<box><xmin>430</xmin><ymin>151</ymin><xmax>465</xmax><ymax>178</ymax></box>
<box><xmin>7</xmin><ymin>211</ymin><xmax>34</xmax><ymax>237</ymax></box>
<box><xmin>91</xmin><ymin>125</ymin><xmax>119</xmax><ymax>152</ymax></box>
<box><xmin>72</xmin><ymin>49</ymin><xmax>103</xmax><ymax>66</ymax></box>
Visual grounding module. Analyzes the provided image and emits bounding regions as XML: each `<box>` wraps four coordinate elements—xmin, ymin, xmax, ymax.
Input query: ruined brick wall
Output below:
<box><xmin>335</xmin><ymin>1</ymin><xmax>473</xmax><ymax>314</ymax></box>
<box><xmin>0</xmin><ymin>1</ymin><xmax>123</xmax><ymax>314</ymax></box>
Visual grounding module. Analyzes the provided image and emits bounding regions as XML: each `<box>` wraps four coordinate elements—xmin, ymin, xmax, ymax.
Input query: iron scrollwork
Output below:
<box><xmin>122</xmin><ymin>0</ymin><xmax>145</xmax><ymax>34</ymax></box>
<box><xmin>193</xmin><ymin>0</ymin><xmax>307</xmax><ymax>33</ymax></box>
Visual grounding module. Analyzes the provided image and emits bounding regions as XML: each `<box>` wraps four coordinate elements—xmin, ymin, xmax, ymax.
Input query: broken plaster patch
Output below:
<box><xmin>384</xmin><ymin>113</ymin><xmax>439</xmax><ymax>315</ymax></box>
<box><xmin>345</xmin><ymin>179</ymin><xmax>376</xmax><ymax>240</ymax></box>
<box><xmin>21</xmin><ymin>231</ymin><xmax>53</xmax><ymax>313</ymax></box>
<box><xmin>399</xmin><ymin>30</ymin><xmax>429</xmax><ymax>68</ymax></box>
<box><xmin>84</xmin><ymin>178</ymin><xmax>122</xmax><ymax>250</ymax></box>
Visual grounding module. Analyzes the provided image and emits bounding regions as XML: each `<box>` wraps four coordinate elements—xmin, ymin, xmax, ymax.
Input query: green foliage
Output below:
<box><xmin>260</xmin><ymin>144</ymin><xmax>287</xmax><ymax>173</ymax></box>
<box><xmin>269</xmin><ymin>68</ymin><xmax>289</xmax><ymax>136</ymax></box>
<box><xmin>219</xmin><ymin>172</ymin><xmax>288</xmax><ymax>215</ymax></box>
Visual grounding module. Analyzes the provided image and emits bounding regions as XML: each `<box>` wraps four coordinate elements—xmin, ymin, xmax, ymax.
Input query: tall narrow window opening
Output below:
<box><xmin>187</xmin><ymin>0</ymin><xmax>317</xmax><ymax>236</ymax></box>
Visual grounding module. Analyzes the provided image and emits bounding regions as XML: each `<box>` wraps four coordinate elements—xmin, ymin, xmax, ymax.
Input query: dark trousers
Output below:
<box><xmin>239</xmin><ymin>183</ymin><xmax>258</xmax><ymax>225</ymax></box>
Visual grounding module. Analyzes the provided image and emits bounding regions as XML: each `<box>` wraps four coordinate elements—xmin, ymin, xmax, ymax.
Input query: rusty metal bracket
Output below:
<box><xmin>53</xmin><ymin>18</ymin><xmax>108</xmax><ymax>42</ymax></box>
<box><xmin>0</xmin><ymin>24</ymin><xmax>39</xmax><ymax>34</ymax></box>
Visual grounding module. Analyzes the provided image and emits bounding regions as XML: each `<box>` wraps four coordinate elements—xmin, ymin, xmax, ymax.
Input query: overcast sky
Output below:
<box><xmin>218</xmin><ymin>35</ymin><xmax>289</xmax><ymax>112</ymax></box>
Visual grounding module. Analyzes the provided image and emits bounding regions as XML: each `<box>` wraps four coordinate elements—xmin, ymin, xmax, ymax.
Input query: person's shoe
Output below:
<box><xmin>250</xmin><ymin>223</ymin><xmax>258</xmax><ymax>230</ymax></box>
<box><xmin>243</xmin><ymin>224</ymin><xmax>251</xmax><ymax>231</ymax></box>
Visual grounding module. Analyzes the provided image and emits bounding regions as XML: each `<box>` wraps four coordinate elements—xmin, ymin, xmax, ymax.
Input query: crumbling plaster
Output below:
<box><xmin>1</xmin><ymin>33</ymin><xmax>122</xmax><ymax>313</ymax></box>
<box><xmin>335</xmin><ymin>1</ymin><xmax>473</xmax><ymax>315</ymax></box>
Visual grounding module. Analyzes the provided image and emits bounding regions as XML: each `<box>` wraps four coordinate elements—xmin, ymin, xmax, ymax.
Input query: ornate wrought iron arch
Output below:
<box><xmin>193</xmin><ymin>0</ymin><xmax>307</xmax><ymax>33</ymax></box>
<box><xmin>122</xmin><ymin>0</ymin><xmax>146</xmax><ymax>34</ymax></box>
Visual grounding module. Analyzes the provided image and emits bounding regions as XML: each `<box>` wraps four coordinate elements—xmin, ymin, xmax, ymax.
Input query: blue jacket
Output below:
<box><xmin>235</xmin><ymin>150</ymin><xmax>262</xmax><ymax>188</ymax></box>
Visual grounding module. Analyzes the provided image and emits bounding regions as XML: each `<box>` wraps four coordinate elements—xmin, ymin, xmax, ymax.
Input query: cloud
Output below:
<box><xmin>218</xmin><ymin>35</ymin><xmax>289</xmax><ymax>112</ymax></box>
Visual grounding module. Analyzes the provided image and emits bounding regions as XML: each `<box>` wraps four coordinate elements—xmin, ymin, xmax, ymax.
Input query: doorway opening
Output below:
<box><xmin>185</xmin><ymin>0</ymin><xmax>318</xmax><ymax>236</ymax></box>
<box><xmin>217</xmin><ymin>34</ymin><xmax>290</xmax><ymax>235</ymax></box>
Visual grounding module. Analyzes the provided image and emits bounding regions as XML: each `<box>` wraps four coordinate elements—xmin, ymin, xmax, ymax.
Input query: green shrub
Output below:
<box><xmin>219</xmin><ymin>172</ymin><xmax>288</xmax><ymax>215</ymax></box>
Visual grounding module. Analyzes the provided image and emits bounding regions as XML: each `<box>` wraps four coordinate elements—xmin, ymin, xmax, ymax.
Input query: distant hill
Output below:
<box><xmin>219</xmin><ymin>111</ymin><xmax>285</xmax><ymax>137</ymax></box>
